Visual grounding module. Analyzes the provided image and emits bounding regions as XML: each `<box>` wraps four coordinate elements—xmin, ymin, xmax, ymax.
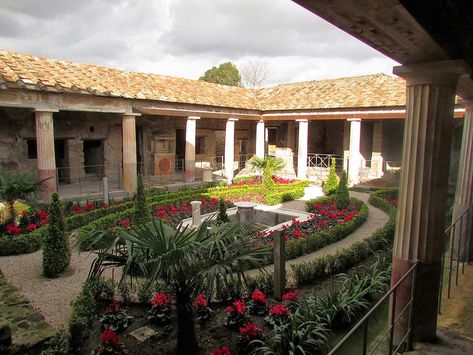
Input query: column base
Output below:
<box><xmin>38</xmin><ymin>169</ymin><xmax>57</xmax><ymax>201</ymax></box>
<box><xmin>185</xmin><ymin>168</ymin><xmax>195</xmax><ymax>183</ymax></box>
<box><xmin>391</xmin><ymin>257</ymin><xmax>441</xmax><ymax>344</ymax></box>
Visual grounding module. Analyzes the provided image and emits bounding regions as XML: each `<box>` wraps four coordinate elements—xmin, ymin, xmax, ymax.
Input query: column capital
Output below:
<box><xmin>257</xmin><ymin>119</ymin><xmax>264</xmax><ymax>123</ymax></box>
<box><xmin>33</xmin><ymin>108</ymin><xmax>59</xmax><ymax>113</ymax></box>
<box><xmin>461</xmin><ymin>99</ymin><xmax>473</xmax><ymax>110</ymax></box>
<box><xmin>347</xmin><ymin>118</ymin><xmax>361</xmax><ymax>122</ymax></box>
<box><xmin>187</xmin><ymin>116</ymin><xmax>200</xmax><ymax>120</ymax></box>
<box><xmin>296</xmin><ymin>119</ymin><xmax>308</xmax><ymax>123</ymax></box>
<box><xmin>393</xmin><ymin>60</ymin><xmax>470</xmax><ymax>86</ymax></box>
<box><xmin>123</xmin><ymin>112</ymin><xmax>141</xmax><ymax>117</ymax></box>
<box><xmin>227</xmin><ymin>118</ymin><xmax>239</xmax><ymax>122</ymax></box>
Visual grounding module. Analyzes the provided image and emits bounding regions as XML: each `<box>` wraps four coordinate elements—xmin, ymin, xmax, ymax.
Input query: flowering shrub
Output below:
<box><xmin>100</xmin><ymin>299</ymin><xmax>133</xmax><ymax>332</ymax></box>
<box><xmin>210</xmin><ymin>345</ymin><xmax>231</xmax><ymax>355</ymax></box>
<box><xmin>153</xmin><ymin>197</ymin><xmax>222</xmax><ymax>226</ymax></box>
<box><xmin>248</xmin><ymin>290</ymin><xmax>268</xmax><ymax>316</ymax></box>
<box><xmin>282</xmin><ymin>289</ymin><xmax>299</xmax><ymax>312</ymax></box>
<box><xmin>385</xmin><ymin>197</ymin><xmax>398</xmax><ymax>207</ymax></box>
<box><xmin>272</xmin><ymin>176</ymin><xmax>296</xmax><ymax>184</ymax></box>
<box><xmin>238</xmin><ymin>321</ymin><xmax>264</xmax><ymax>351</ymax></box>
<box><xmin>117</xmin><ymin>219</ymin><xmax>131</xmax><ymax>229</ymax></box>
<box><xmin>1</xmin><ymin>209</ymin><xmax>48</xmax><ymax>237</ymax></box>
<box><xmin>225</xmin><ymin>299</ymin><xmax>250</xmax><ymax>330</ymax></box>
<box><xmin>265</xmin><ymin>303</ymin><xmax>290</xmax><ymax>326</ymax></box>
<box><xmin>93</xmin><ymin>329</ymin><xmax>125</xmax><ymax>355</ymax></box>
<box><xmin>193</xmin><ymin>293</ymin><xmax>213</xmax><ymax>323</ymax></box>
<box><xmin>148</xmin><ymin>292</ymin><xmax>172</xmax><ymax>325</ymax></box>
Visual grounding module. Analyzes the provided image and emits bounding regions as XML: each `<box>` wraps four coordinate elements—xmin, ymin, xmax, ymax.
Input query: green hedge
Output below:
<box><xmin>292</xmin><ymin>191</ymin><xmax>396</xmax><ymax>286</ymax></box>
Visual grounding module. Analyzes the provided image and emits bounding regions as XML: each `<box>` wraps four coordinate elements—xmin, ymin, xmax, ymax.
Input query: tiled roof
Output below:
<box><xmin>255</xmin><ymin>74</ymin><xmax>406</xmax><ymax>110</ymax></box>
<box><xmin>0</xmin><ymin>49</ymin><xmax>407</xmax><ymax>111</ymax></box>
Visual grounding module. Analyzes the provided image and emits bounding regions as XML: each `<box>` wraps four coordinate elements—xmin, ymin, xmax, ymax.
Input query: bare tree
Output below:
<box><xmin>240</xmin><ymin>61</ymin><xmax>270</xmax><ymax>88</ymax></box>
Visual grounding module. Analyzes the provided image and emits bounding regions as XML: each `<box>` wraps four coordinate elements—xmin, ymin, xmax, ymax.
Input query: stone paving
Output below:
<box><xmin>0</xmin><ymin>269</ymin><xmax>55</xmax><ymax>353</ymax></box>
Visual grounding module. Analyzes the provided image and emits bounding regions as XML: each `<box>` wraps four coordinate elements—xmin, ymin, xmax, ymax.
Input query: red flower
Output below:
<box><xmin>314</xmin><ymin>203</ymin><xmax>323</xmax><ymax>210</ymax></box>
<box><xmin>39</xmin><ymin>219</ymin><xmax>48</xmax><ymax>226</ymax></box>
<box><xmin>251</xmin><ymin>290</ymin><xmax>267</xmax><ymax>304</ymax></box>
<box><xmin>26</xmin><ymin>223</ymin><xmax>37</xmax><ymax>232</ymax></box>
<box><xmin>37</xmin><ymin>210</ymin><xmax>48</xmax><ymax>220</ymax></box>
<box><xmin>233</xmin><ymin>300</ymin><xmax>246</xmax><ymax>314</ymax></box>
<box><xmin>6</xmin><ymin>223</ymin><xmax>22</xmax><ymax>235</ymax></box>
<box><xmin>72</xmin><ymin>206</ymin><xmax>83</xmax><ymax>215</ymax></box>
<box><xmin>105</xmin><ymin>299</ymin><xmax>121</xmax><ymax>313</ymax></box>
<box><xmin>225</xmin><ymin>306</ymin><xmax>233</xmax><ymax>314</ymax></box>
<box><xmin>239</xmin><ymin>321</ymin><xmax>263</xmax><ymax>339</ymax></box>
<box><xmin>18</xmin><ymin>210</ymin><xmax>27</xmax><ymax>217</ymax></box>
<box><xmin>102</xmin><ymin>202</ymin><xmax>109</xmax><ymax>209</ymax></box>
<box><xmin>211</xmin><ymin>345</ymin><xmax>231</xmax><ymax>355</ymax></box>
<box><xmin>151</xmin><ymin>292</ymin><xmax>171</xmax><ymax>307</ymax></box>
<box><xmin>282</xmin><ymin>289</ymin><xmax>299</xmax><ymax>302</ymax></box>
<box><xmin>118</xmin><ymin>219</ymin><xmax>131</xmax><ymax>228</ymax></box>
<box><xmin>269</xmin><ymin>303</ymin><xmax>290</xmax><ymax>317</ymax></box>
<box><xmin>85</xmin><ymin>202</ymin><xmax>94</xmax><ymax>212</ymax></box>
<box><xmin>194</xmin><ymin>293</ymin><xmax>208</xmax><ymax>308</ymax></box>
<box><xmin>100</xmin><ymin>329</ymin><xmax>120</xmax><ymax>349</ymax></box>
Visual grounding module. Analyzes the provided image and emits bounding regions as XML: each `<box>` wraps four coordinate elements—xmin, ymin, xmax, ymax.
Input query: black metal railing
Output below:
<box><xmin>438</xmin><ymin>201</ymin><xmax>473</xmax><ymax>312</ymax></box>
<box><xmin>328</xmin><ymin>262</ymin><xmax>418</xmax><ymax>355</ymax></box>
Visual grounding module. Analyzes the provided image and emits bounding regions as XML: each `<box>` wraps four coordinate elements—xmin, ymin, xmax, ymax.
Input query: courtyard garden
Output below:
<box><xmin>0</xmin><ymin>163</ymin><xmax>399</xmax><ymax>354</ymax></box>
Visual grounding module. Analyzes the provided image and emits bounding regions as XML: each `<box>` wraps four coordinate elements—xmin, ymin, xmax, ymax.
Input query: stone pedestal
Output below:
<box><xmin>122</xmin><ymin>114</ymin><xmax>139</xmax><ymax>194</ymax></box>
<box><xmin>391</xmin><ymin>60</ymin><xmax>467</xmax><ymax>343</ymax></box>
<box><xmin>234</xmin><ymin>202</ymin><xmax>256</xmax><ymax>225</ymax></box>
<box><xmin>453</xmin><ymin>101</ymin><xmax>473</xmax><ymax>261</ymax></box>
<box><xmin>273</xmin><ymin>231</ymin><xmax>286</xmax><ymax>300</ymax></box>
<box><xmin>348</xmin><ymin>119</ymin><xmax>361</xmax><ymax>185</ymax></box>
<box><xmin>225</xmin><ymin>118</ymin><xmax>237</xmax><ymax>182</ymax></box>
<box><xmin>297</xmin><ymin>119</ymin><xmax>308</xmax><ymax>179</ymax></box>
<box><xmin>185</xmin><ymin>117</ymin><xmax>199</xmax><ymax>183</ymax></box>
<box><xmin>256</xmin><ymin>120</ymin><xmax>265</xmax><ymax>158</ymax></box>
<box><xmin>371</xmin><ymin>121</ymin><xmax>384</xmax><ymax>178</ymax></box>
<box><xmin>202</xmin><ymin>168</ymin><xmax>213</xmax><ymax>182</ymax></box>
<box><xmin>190</xmin><ymin>200</ymin><xmax>202</xmax><ymax>228</ymax></box>
<box><xmin>35</xmin><ymin>109</ymin><xmax>58</xmax><ymax>200</ymax></box>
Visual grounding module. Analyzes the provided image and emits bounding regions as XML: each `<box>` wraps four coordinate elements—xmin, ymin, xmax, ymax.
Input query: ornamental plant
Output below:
<box><xmin>210</xmin><ymin>345</ymin><xmax>231</xmax><ymax>355</ymax></box>
<box><xmin>216</xmin><ymin>197</ymin><xmax>229</xmax><ymax>224</ymax></box>
<box><xmin>334</xmin><ymin>171</ymin><xmax>350</xmax><ymax>209</ymax></box>
<box><xmin>248</xmin><ymin>290</ymin><xmax>268</xmax><ymax>316</ymax></box>
<box><xmin>247</xmin><ymin>156</ymin><xmax>285</xmax><ymax>195</ymax></box>
<box><xmin>225</xmin><ymin>299</ymin><xmax>250</xmax><ymax>330</ymax></box>
<box><xmin>42</xmin><ymin>193</ymin><xmax>70</xmax><ymax>277</ymax></box>
<box><xmin>322</xmin><ymin>158</ymin><xmax>339</xmax><ymax>195</ymax></box>
<box><xmin>282</xmin><ymin>289</ymin><xmax>300</xmax><ymax>312</ymax></box>
<box><xmin>93</xmin><ymin>329</ymin><xmax>126</xmax><ymax>355</ymax></box>
<box><xmin>265</xmin><ymin>303</ymin><xmax>290</xmax><ymax>327</ymax></box>
<box><xmin>193</xmin><ymin>293</ymin><xmax>213</xmax><ymax>323</ymax></box>
<box><xmin>238</xmin><ymin>321</ymin><xmax>264</xmax><ymax>352</ymax></box>
<box><xmin>132</xmin><ymin>174</ymin><xmax>149</xmax><ymax>225</ymax></box>
<box><xmin>100</xmin><ymin>299</ymin><xmax>133</xmax><ymax>332</ymax></box>
<box><xmin>148</xmin><ymin>292</ymin><xmax>172</xmax><ymax>325</ymax></box>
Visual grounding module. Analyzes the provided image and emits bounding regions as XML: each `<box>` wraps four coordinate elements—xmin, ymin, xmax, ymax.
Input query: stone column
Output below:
<box><xmin>185</xmin><ymin>116</ymin><xmax>199</xmax><ymax>183</ymax></box>
<box><xmin>256</xmin><ymin>119</ymin><xmax>265</xmax><ymax>158</ymax></box>
<box><xmin>225</xmin><ymin>118</ymin><xmax>238</xmax><ymax>182</ymax></box>
<box><xmin>190</xmin><ymin>200</ymin><xmax>202</xmax><ymax>228</ymax></box>
<box><xmin>343</xmin><ymin>120</ymin><xmax>350</xmax><ymax>172</ymax></box>
<box><xmin>391</xmin><ymin>60</ymin><xmax>467</xmax><ymax>342</ymax></box>
<box><xmin>297</xmin><ymin>119</ymin><xmax>308</xmax><ymax>179</ymax></box>
<box><xmin>371</xmin><ymin>121</ymin><xmax>384</xmax><ymax>178</ymax></box>
<box><xmin>452</xmin><ymin>100</ymin><xmax>473</xmax><ymax>261</ymax></box>
<box><xmin>348</xmin><ymin>119</ymin><xmax>361</xmax><ymax>185</ymax></box>
<box><xmin>122</xmin><ymin>114</ymin><xmax>139</xmax><ymax>194</ymax></box>
<box><xmin>35</xmin><ymin>109</ymin><xmax>58</xmax><ymax>200</ymax></box>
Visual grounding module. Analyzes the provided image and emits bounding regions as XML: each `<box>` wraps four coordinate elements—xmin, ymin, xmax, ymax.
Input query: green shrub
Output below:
<box><xmin>132</xmin><ymin>174</ymin><xmax>149</xmax><ymax>225</ymax></box>
<box><xmin>322</xmin><ymin>157</ymin><xmax>339</xmax><ymax>195</ymax></box>
<box><xmin>334</xmin><ymin>171</ymin><xmax>349</xmax><ymax>209</ymax></box>
<box><xmin>42</xmin><ymin>193</ymin><xmax>70</xmax><ymax>277</ymax></box>
<box><xmin>69</xmin><ymin>281</ymin><xmax>98</xmax><ymax>351</ymax></box>
<box><xmin>216</xmin><ymin>197</ymin><xmax>229</xmax><ymax>224</ymax></box>
<box><xmin>40</xmin><ymin>329</ymin><xmax>70</xmax><ymax>355</ymax></box>
<box><xmin>232</xmin><ymin>175</ymin><xmax>260</xmax><ymax>184</ymax></box>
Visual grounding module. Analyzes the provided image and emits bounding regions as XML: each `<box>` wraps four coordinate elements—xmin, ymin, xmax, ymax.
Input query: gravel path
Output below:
<box><xmin>0</xmin><ymin>189</ymin><xmax>387</xmax><ymax>328</ymax></box>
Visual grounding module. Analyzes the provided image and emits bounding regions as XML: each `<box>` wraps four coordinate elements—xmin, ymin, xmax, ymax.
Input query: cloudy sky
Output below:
<box><xmin>0</xmin><ymin>0</ymin><xmax>398</xmax><ymax>86</ymax></box>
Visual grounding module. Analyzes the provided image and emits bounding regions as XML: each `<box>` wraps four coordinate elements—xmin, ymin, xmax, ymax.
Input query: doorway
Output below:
<box><xmin>175</xmin><ymin>129</ymin><xmax>185</xmax><ymax>171</ymax></box>
<box><xmin>83</xmin><ymin>140</ymin><xmax>104</xmax><ymax>175</ymax></box>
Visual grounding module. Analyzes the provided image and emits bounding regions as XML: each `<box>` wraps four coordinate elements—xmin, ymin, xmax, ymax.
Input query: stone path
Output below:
<box><xmin>0</xmin><ymin>269</ymin><xmax>55</xmax><ymax>353</ymax></box>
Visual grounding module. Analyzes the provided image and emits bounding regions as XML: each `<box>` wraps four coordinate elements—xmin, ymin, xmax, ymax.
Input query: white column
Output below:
<box><xmin>122</xmin><ymin>113</ymin><xmax>139</xmax><ymax>193</ymax></box>
<box><xmin>297</xmin><ymin>119</ymin><xmax>308</xmax><ymax>179</ymax></box>
<box><xmin>256</xmin><ymin>120</ymin><xmax>265</xmax><ymax>158</ymax></box>
<box><xmin>35</xmin><ymin>109</ymin><xmax>58</xmax><ymax>200</ymax></box>
<box><xmin>343</xmin><ymin>120</ymin><xmax>350</xmax><ymax>173</ymax></box>
<box><xmin>371</xmin><ymin>121</ymin><xmax>384</xmax><ymax>178</ymax></box>
<box><xmin>185</xmin><ymin>116</ymin><xmax>199</xmax><ymax>183</ymax></box>
<box><xmin>225</xmin><ymin>118</ymin><xmax>238</xmax><ymax>182</ymax></box>
<box><xmin>348</xmin><ymin>119</ymin><xmax>361</xmax><ymax>185</ymax></box>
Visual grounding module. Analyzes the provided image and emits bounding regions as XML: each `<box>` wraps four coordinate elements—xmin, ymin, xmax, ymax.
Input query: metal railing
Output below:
<box><xmin>329</xmin><ymin>262</ymin><xmax>418</xmax><ymax>355</ymax></box>
<box><xmin>438</xmin><ymin>201</ymin><xmax>473</xmax><ymax>312</ymax></box>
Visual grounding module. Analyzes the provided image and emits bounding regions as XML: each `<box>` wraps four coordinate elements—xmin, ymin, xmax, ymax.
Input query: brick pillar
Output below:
<box><xmin>185</xmin><ymin>116</ymin><xmax>199</xmax><ymax>183</ymax></box>
<box><xmin>256</xmin><ymin>119</ymin><xmax>265</xmax><ymax>158</ymax></box>
<box><xmin>453</xmin><ymin>100</ymin><xmax>473</xmax><ymax>261</ymax></box>
<box><xmin>371</xmin><ymin>121</ymin><xmax>384</xmax><ymax>178</ymax></box>
<box><xmin>35</xmin><ymin>109</ymin><xmax>58</xmax><ymax>200</ymax></box>
<box><xmin>297</xmin><ymin>119</ymin><xmax>308</xmax><ymax>179</ymax></box>
<box><xmin>225</xmin><ymin>118</ymin><xmax>238</xmax><ymax>182</ymax></box>
<box><xmin>348</xmin><ymin>119</ymin><xmax>361</xmax><ymax>185</ymax></box>
<box><xmin>391</xmin><ymin>60</ymin><xmax>467</xmax><ymax>342</ymax></box>
<box><xmin>122</xmin><ymin>114</ymin><xmax>139</xmax><ymax>193</ymax></box>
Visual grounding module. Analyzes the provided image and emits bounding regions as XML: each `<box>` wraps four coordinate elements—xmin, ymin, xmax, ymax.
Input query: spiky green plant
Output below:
<box><xmin>322</xmin><ymin>158</ymin><xmax>339</xmax><ymax>195</ymax></box>
<box><xmin>88</xmin><ymin>220</ymin><xmax>269</xmax><ymax>355</ymax></box>
<box><xmin>132</xmin><ymin>174</ymin><xmax>149</xmax><ymax>225</ymax></box>
<box><xmin>42</xmin><ymin>193</ymin><xmax>70</xmax><ymax>277</ymax></box>
<box><xmin>334</xmin><ymin>171</ymin><xmax>349</xmax><ymax>209</ymax></box>
<box><xmin>216</xmin><ymin>197</ymin><xmax>229</xmax><ymax>224</ymax></box>
<box><xmin>247</xmin><ymin>155</ymin><xmax>285</xmax><ymax>193</ymax></box>
<box><xmin>0</xmin><ymin>169</ymin><xmax>42</xmax><ymax>221</ymax></box>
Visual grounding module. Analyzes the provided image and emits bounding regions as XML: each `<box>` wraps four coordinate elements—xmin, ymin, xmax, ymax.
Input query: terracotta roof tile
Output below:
<box><xmin>0</xmin><ymin>49</ymin><xmax>408</xmax><ymax>111</ymax></box>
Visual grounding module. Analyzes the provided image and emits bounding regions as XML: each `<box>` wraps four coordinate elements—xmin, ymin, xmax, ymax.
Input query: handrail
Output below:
<box><xmin>328</xmin><ymin>262</ymin><xmax>418</xmax><ymax>354</ymax></box>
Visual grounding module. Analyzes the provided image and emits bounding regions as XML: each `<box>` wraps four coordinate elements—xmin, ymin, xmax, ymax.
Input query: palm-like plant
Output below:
<box><xmin>88</xmin><ymin>219</ymin><xmax>270</xmax><ymax>355</ymax></box>
<box><xmin>247</xmin><ymin>156</ymin><xmax>285</xmax><ymax>191</ymax></box>
<box><xmin>0</xmin><ymin>169</ymin><xmax>42</xmax><ymax>221</ymax></box>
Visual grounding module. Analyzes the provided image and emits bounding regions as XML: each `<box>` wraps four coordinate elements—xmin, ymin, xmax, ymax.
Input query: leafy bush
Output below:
<box><xmin>322</xmin><ymin>157</ymin><xmax>339</xmax><ymax>195</ymax></box>
<box><xmin>334</xmin><ymin>171</ymin><xmax>349</xmax><ymax>209</ymax></box>
<box><xmin>42</xmin><ymin>193</ymin><xmax>70</xmax><ymax>277</ymax></box>
<box><xmin>216</xmin><ymin>197</ymin><xmax>230</xmax><ymax>224</ymax></box>
<box><xmin>39</xmin><ymin>329</ymin><xmax>70</xmax><ymax>355</ymax></box>
<box><xmin>100</xmin><ymin>300</ymin><xmax>133</xmax><ymax>332</ymax></box>
<box><xmin>132</xmin><ymin>174</ymin><xmax>149</xmax><ymax>225</ymax></box>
